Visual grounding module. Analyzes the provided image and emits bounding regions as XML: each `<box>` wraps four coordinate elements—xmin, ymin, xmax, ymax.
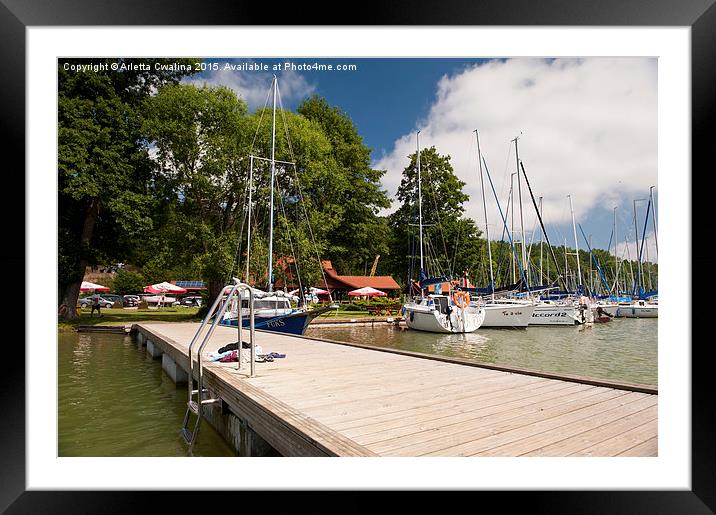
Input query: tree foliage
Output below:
<box><xmin>386</xmin><ymin>146</ymin><xmax>483</xmax><ymax>287</ymax></box>
<box><xmin>57</xmin><ymin>58</ymin><xmax>196</xmax><ymax>319</ymax></box>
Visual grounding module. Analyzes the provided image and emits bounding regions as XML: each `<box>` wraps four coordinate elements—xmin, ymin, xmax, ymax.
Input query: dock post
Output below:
<box><xmin>146</xmin><ymin>339</ymin><xmax>163</xmax><ymax>359</ymax></box>
<box><xmin>162</xmin><ymin>354</ymin><xmax>188</xmax><ymax>384</ymax></box>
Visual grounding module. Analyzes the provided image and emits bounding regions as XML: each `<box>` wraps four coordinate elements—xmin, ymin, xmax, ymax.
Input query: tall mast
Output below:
<box><xmin>513</xmin><ymin>134</ymin><xmax>528</xmax><ymax>286</ymax></box>
<box><xmin>649</xmin><ymin>185</ymin><xmax>658</xmax><ymax>259</ymax></box>
<box><xmin>267</xmin><ymin>76</ymin><xmax>277</xmax><ymax>292</ymax></box>
<box><xmin>245</xmin><ymin>154</ymin><xmax>254</xmax><ymax>282</ymax></box>
<box><xmin>633</xmin><ymin>199</ymin><xmax>645</xmax><ymax>294</ymax></box>
<box><xmin>613</xmin><ymin>207</ymin><xmax>618</xmax><ymax>294</ymax></box>
<box><xmin>417</xmin><ymin>131</ymin><xmax>424</xmax><ymax>276</ymax></box>
<box><xmin>568</xmin><ymin>194</ymin><xmax>582</xmax><ymax>289</ymax></box>
<box><xmin>475</xmin><ymin>129</ymin><xmax>494</xmax><ymax>300</ymax></box>
<box><xmin>538</xmin><ymin>197</ymin><xmax>543</xmax><ymax>284</ymax></box>
<box><xmin>510</xmin><ymin>172</ymin><xmax>516</xmax><ymax>283</ymax></box>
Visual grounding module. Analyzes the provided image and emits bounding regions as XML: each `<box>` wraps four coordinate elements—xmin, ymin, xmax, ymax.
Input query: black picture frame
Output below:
<box><xmin>3</xmin><ymin>1</ymin><xmax>711</xmax><ymax>512</ymax></box>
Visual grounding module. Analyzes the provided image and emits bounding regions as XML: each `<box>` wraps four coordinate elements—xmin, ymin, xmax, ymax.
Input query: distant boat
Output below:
<box><xmin>615</xmin><ymin>299</ymin><xmax>658</xmax><ymax>318</ymax></box>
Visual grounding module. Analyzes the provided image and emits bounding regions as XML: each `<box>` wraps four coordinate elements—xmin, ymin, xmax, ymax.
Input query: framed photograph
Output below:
<box><xmin>5</xmin><ymin>0</ymin><xmax>711</xmax><ymax>511</ymax></box>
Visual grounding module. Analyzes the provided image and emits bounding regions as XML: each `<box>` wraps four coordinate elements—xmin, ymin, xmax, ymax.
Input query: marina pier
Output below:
<box><xmin>133</xmin><ymin>322</ymin><xmax>657</xmax><ymax>457</ymax></box>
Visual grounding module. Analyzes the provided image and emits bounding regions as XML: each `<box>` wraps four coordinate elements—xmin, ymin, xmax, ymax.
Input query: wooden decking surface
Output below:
<box><xmin>135</xmin><ymin>322</ymin><xmax>657</xmax><ymax>457</ymax></box>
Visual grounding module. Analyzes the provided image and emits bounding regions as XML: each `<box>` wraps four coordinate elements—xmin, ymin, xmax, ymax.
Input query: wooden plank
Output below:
<box><xmin>332</xmin><ymin>379</ymin><xmax>580</xmax><ymax>434</ymax></box>
<box><xmin>521</xmin><ymin>404</ymin><xmax>657</xmax><ymax>456</ymax></box>
<box><xmin>477</xmin><ymin>395</ymin><xmax>657</xmax><ymax>456</ymax></box>
<box><xmin>616</xmin><ymin>436</ymin><xmax>658</xmax><ymax>457</ymax></box>
<box><xmin>571</xmin><ymin>419</ymin><xmax>659</xmax><ymax>457</ymax></box>
<box><xmin>379</xmin><ymin>389</ymin><xmax>632</xmax><ymax>456</ymax></box>
<box><xmin>346</xmin><ymin>382</ymin><xmax>592</xmax><ymax>444</ymax></box>
<box><xmin>206</xmin><ymin>367</ymin><xmax>375</xmax><ymax>457</ymax></box>
<box><xmin>289</xmin><ymin>369</ymin><xmax>547</xmax><ymax>415</ymax></box>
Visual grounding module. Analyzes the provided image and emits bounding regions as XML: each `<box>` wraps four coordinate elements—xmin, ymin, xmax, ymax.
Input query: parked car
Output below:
<box><xmin>123</xmin><ymin>295</ymin><xmax>140</xmax><ymax>307</ymax></box>
<box><xmin>79</xmin><ymin>296</ymin><xmax>115</xmax><ymax>309</ymax></box>
<box><xmin>173</xmin><ymin>296</ymin><xmax>203</xmax><ymax>307</ymax></box>
<box><xmin>101</xmin><ymin>294</ymin><xmax>124</xmax><ymax>307</ymax></box>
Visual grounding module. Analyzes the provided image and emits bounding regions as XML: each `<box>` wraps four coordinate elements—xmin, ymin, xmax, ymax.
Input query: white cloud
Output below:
<box><xmin>182</xmin><ymin>62</ymin><xmax>316</xmax><ymax>110</ymax></box>
<box><xmin>374</xmin><ymin>58</ymin><xmax>657</xmax><ymax>248</ymax></box>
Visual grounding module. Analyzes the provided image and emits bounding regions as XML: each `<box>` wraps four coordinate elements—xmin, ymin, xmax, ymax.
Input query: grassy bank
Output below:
<box><xmin>58</xmin><ymin>307</ymin><xmax>202</xmax><ymax>332</ymax></box>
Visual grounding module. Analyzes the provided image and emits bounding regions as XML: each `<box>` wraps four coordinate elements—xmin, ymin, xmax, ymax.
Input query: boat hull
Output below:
<box><xmin>529</xmin><ymin>303</ymin><xmax>577</xmax><ymax>326</ymax></box>
<box><xmin>615</xmin><ymin>305</ymin><xmax>658</xmax><ymax>318</ymax></box>
<box><xmin>403</xmin><ymin>305</ymin><xmax>485</xmax><ymax>333</ymax></box>
<box><xmin>481</xmin><ymin>303</ymin><xmax>535</xmax><ymax>328</ymax></box>
<box><xmin>219</xmin><ymin>307</ymin><xmax>331</xmax><ymax>335</ymax></box>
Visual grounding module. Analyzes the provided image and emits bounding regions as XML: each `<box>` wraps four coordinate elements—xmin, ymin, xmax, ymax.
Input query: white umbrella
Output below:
<box><xmin>347</xmin><ymin>286</ymin><xmax>387</xmax><ymax>297</ymax></box>
<box><xmin>289</xmin><ymin>287</ymin><xmax>330</xmax><ymax>295</ymax></box>
<box><xmin>144</xmin><ymin>282</ymin><xmax>188</xmax><ymax>294</ymax></box>
<box><xmin>80</xmin><ymin>281</ymin><xmax>110</xmax><ymax>292</ymax></box>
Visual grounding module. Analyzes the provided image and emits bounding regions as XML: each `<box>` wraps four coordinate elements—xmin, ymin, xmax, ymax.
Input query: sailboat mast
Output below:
<box><xmin>633</xmin><ymin>199</ymin><xmax>644</xmax><ymax>293</ymax></box>
<box><xmin>417</xmin><ymin>131</ymin><xmax>424</xmax><ymax>275</ymax></box>
<box><xmin>649</xmin><ymin>185</ymin><xmax>658</xmax><ymax>258</ymax></box>
<box><xmin>267</xmin><ymin>76</ymin><xmax>277</xmax><ymax>292</ymax></box>
<box><xmin>510</xmin><ymin>172</ymin><xmax>516</xmax><ymax>283</ymax></box>
<box><xmin>474</xmin><ymin>129</ymin><xmax>494</xmax><ymax>300</ymax></box>
<box><xmin>539</xmin><ymin>197</ymin><xmax>543</xmax><ymax>284</ymax></box>
<box><xmin>568</xmin><ymin>194</ymin><xmax>582</xmax><ymax>289</ymax></box>
<box><xmin>245</xmin><ymin>154</ymin><xmax>254</xmax><ymax>282</ymax></box>
<box><xmin>613</xmin><ymin>207</ymin><xmax>618</xmax><ymax>294</ymax></box>
<box><xmin>514</xmin><ymin>135</ymin><xmax>528</xmax><ymax>286</ymax></box>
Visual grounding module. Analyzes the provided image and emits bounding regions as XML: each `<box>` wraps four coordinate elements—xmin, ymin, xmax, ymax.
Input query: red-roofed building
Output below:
<box><xmin>318</xmin><ymin>260</ymin><xmax>401</xmax><ymax>298</ymax></box>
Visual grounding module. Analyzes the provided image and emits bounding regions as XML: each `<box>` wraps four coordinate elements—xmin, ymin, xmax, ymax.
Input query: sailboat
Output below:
<box><xmin>219</xmin><ymin>76</ymin><xmax>334</xmax><ymax>335</ymax></box>
<box><xmin>468</xmin><ymin>129</ymin><xmax>535</xmax><ymax>328</ymax></box>
<box><xmin>402</xmin><ymin>132</ymin><xmax>486</xmax><ymax>334</ymax></box>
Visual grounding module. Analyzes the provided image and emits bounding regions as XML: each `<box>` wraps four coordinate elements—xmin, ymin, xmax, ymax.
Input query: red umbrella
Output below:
<box><xmin>144</xmin><ymin>282</ymin><xmax>188</xmax><ymax>294</ymax></box>
<box><xmin>347</xmin><ymin>286</ymin><xmax>387</xmax><ymax>297</ymax></box>
<box><xmin>80</xmin><ymin>281</ymin><xmax>110</xmax><ymax>292</ymax></box>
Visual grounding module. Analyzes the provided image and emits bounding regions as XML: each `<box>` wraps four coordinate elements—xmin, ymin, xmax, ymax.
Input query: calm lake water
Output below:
<box><xmin>58</xmin><ymin>318</ymin><xmax>656</xmax><ymax>457</ymax></box>
<box><xmin>58</xmin><ymin>332</ymin><xmax>234</xmax><ymax>457</ymax></box>
<box><xmin>306</xmin><ymin>318</ymin><xmax>658</xmax><ymax>386</ymax></box>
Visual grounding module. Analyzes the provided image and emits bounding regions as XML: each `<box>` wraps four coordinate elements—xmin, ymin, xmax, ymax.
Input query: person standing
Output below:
<box><xmin>90</xmin><ymin>293</ymin><xmax>103</xmax><ymax>317</ymax></box>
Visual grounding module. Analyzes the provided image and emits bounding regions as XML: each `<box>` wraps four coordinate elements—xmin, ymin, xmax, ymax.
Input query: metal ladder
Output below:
<box><xmin>180</xmin><ymin>278</ymin><xmax>257</xmax><ymax>451</ymax></box>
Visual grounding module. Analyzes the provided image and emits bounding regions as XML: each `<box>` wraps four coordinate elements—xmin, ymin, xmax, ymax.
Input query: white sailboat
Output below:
<box><xmin>402</xmin><ymin>131</ymin><xmax>485</xmax><ymax>334</ymax></box>
<box><xmin>471</xmin><ymin>129</ymin><xmax>534</xmax><ymax>328</ymax></box>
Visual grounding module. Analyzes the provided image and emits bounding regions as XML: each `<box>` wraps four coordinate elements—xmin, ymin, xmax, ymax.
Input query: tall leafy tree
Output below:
<box><xmin>58</xmin><ymin>58</ymin><xmax>196</xmax><ymax>319</ymax></box>
<box><xmin>387</xmin><ymin>146</ymin><xmax>483</xmax><ymax>287</ymax></box>
<box><xmin>142</xmin><ymin>84</ymin><xmax>249</xmax><ymax>301</ymax></box>
<box><xmin>297</xmin><ymin>96</ymin><xmax>391</xmax><ymax>275</ymax></box>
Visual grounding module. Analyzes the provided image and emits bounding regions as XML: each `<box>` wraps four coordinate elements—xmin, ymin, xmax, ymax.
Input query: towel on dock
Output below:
<box><xmin>210</xmin><ymin>345</ymin><xmax>263</xmax><ymax>362</ymax></box>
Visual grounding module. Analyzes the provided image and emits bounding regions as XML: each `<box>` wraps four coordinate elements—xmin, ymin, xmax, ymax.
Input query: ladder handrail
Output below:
<box><xmin>182</xmin><ymin>278</ymin><xmax>257</xmax><ymax>451</ymax></box>
<box><xmin>186</xmin><ymin>278</ymin><xmax>241</xmax><ymax>404</ymax></box>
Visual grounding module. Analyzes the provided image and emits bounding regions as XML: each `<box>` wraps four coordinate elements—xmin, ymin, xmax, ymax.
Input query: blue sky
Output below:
<box><xmin>186</xmin><ymin>57</ymin><xmax>658</xmax><ymax>264</ymax></box>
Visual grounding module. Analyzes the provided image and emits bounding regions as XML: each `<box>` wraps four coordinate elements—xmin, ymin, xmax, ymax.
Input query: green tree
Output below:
<box><xmin>142</xmin><ymin>83</ymin><xmax>249</xmax><ymax>301</ymax></box>
<box><xmin>112</xmin><ymin>269</ymin><xmax>146</xmax><ymax>295</ymax></box>
<box><xmin>297</xmin><ymin>96</ymin><xmax>392</xmax><ymax>275</ymax></box>
<box><xmin>386</xmin><ymin>146</ymin><xmax>483</xmax><ymax>287</ymax></box>
<box><xmin>58</xmin><ymin>58</ymin><xmax>196</xmax><ymax>319</ymax></box>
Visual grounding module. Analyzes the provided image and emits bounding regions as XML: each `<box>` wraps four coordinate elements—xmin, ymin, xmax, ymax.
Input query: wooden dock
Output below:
<box><xmin>133</xmin><ymin>322</ymin><xmax>657</xmax><ymax>457</ymax></box>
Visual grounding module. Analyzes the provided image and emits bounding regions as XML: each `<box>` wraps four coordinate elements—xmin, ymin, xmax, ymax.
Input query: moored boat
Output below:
<box><xmin>615</xmin><ymin>300</ymin><xmax>658</xmax><ymax>318</ymax></box>
<box><xmin>404</xmin><ymin>293</ymin><xmax>485</xmax><ymax>334</ymax></box>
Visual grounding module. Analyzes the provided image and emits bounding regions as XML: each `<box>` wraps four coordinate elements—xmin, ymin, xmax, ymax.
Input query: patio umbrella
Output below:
<box><xmin>289</xmin><ymin>287</ymin><xmax>330</xmax><ymax>295</ymax></box>
<box><xmin>143</xmin><ymin>282</ymin><xmax>188</xmax><ymax>294</ymax></box>
<box><xmin>80</xmin><ymin>281</ymin><xmax>110</xmax><ymax>292</ymax></box>
<box><xmin>347</xmin><ymin>286</ymin><xmax>387</xmax><ymax>297</ymax></box>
